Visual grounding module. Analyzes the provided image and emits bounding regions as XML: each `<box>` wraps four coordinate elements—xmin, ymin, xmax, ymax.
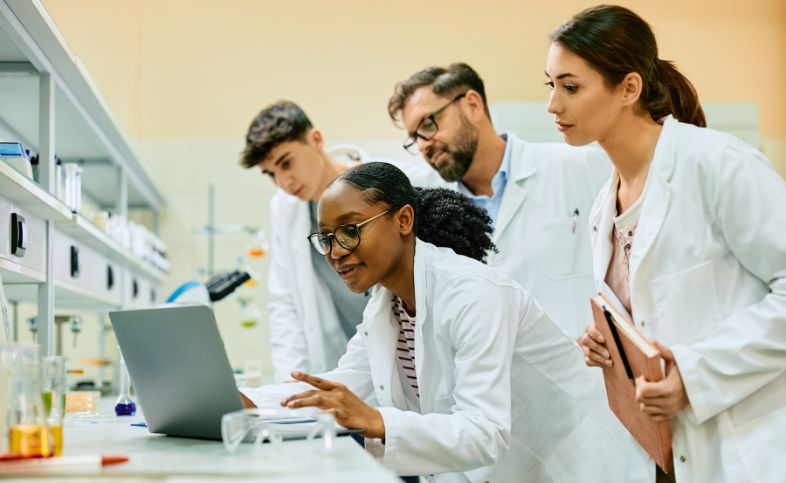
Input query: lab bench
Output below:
<box><xmin>2</xmin><ymin>404</ymin><xmax>400</xmax><ymax>482</ymax></box>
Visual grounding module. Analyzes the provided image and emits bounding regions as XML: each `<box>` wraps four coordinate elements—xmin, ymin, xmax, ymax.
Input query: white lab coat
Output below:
<box><xmin>246</xmin><ymin>240</ymin><xmax>647</xmax><ymax>482</ymax></box>
<box><xmin>267</xmin><ymin>149</ymin><xmax>447</xmax><ymax>381</ymax></box>
<box><xmin>488</xmin><ymin>135</ymin><xmax>610</xmax><ymax>339</ymax></box>
<box><xmin>588</xmin><ymin>116</ymin><xmax>786</xmax><ymax>482</ymax></box>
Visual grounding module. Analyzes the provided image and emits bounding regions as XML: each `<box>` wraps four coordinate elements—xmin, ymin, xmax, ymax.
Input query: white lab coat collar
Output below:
<box><xmin>589</xmin><ymin>116</ymin><xmax>678</xmax><ymax>289</ymax></box>
<box><xmin>361</xmin><ymin>287</ymin><xmax>399</xmax><ymax>408</ymax></box>
<box><xmin>362</xmin><ymin>239</ymin><xmax>434</xmax><ymax>408</ymax></box>
<box><xmin>494</xmin><ymin>134</ymin><xmax>537</xmax><ymax>242</ymax></box>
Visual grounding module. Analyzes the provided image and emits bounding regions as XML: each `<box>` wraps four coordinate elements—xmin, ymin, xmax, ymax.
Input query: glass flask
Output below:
<box><xmin>114</xmin><ymin>350</ymin><xmax>136</xmax><ymax>416</ymax></box>
<box><xmin>7</xmin><ymin>344</ymin><xmax>54</xmax><ymax>458</ymax></box>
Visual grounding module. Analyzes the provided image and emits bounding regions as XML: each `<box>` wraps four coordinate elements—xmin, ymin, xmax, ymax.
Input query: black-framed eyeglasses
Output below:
<box><xmin>402</xmin><ymin>92</ymin><xmax>467</xmax><ymax>155</ymax></box>
<box><xmin>307</xmin><ymin>209</ymin><xmax>391</xmax><ymax>256</ymax></box>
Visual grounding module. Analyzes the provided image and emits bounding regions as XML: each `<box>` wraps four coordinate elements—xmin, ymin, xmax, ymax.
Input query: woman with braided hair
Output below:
<box><xmin>242</xmin><ymin>161</ymin><xmax>646</xmax><ymax>482</ymax></box>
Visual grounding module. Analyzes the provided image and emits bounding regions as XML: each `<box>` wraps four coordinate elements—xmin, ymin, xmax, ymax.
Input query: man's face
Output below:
<box><xmin>400</xmin><ymin>86</ymin><xmax>479</xmax><ymax>182</ymax></box>
<box><xmin>258</xmin><ymin>136</ymin><xmax>323</xmax><ymax>200</ymax></box>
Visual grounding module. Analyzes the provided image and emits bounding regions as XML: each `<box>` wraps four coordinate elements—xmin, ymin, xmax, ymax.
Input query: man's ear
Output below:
<box><xmin>308</xmin><ymin>128</ymin><xmax>325</xmax><ymax>150</ymax></box>
<box><xmin>463</xmin><ymin>90</ymin><xmax>488</xmax><ymax>123</ymax></box>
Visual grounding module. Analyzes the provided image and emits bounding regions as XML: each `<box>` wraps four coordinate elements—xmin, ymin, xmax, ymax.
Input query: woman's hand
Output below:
<box><xmin>281</xmin><ymin>371</ymin><xmax>385</xmax><ymax>439</ymax></box>
<box><xmin>578</xmin><ymin>323</ymin><xmax>612</xmax><ymax>368</ymax></box>
<box><xmin>635</xmin><ymin>341</ymin><xmax>689</xmax><ymax>422</ymax></box>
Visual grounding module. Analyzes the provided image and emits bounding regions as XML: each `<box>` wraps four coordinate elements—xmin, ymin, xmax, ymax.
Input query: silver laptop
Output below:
<box><xmin>110</xmin><ymin>304</ymin><xmax>244</xmax><ymax>440</ymax></box>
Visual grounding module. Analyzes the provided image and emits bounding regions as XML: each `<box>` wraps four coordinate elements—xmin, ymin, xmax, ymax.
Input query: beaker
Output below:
<box><xmin>41</xmin><ymin>355</ymin><xmax>66</xmax><ymax>455</ymax></box>
<box><xmin>7</xmin><ymin>344</ymin><xmax>54</xmax><ymax>457</ymax></box>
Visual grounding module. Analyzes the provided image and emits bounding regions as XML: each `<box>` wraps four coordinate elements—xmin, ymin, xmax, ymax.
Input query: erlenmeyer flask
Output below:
<box><xmin>7</xmin><ymin>344</ymin><xmax>54</xmax><ymax>457</ymax></box>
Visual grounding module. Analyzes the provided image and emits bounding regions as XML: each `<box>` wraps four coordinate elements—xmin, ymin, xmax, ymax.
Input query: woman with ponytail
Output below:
<box><xmin>547</xmin><ymin>5</ymin><xmax>786</xmax><ymax>482</ymax></box>
<box><xmin>242</xmin><ymin>161</ymin><xmax>643</xmax><ymax>482</ymax></box>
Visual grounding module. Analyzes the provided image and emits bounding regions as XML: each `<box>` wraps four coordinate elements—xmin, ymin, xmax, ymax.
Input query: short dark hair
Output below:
<box><xmin>337</xmin><ymin>162</ymin><xmax>497</xmax><ymax>262</ymax></box>
<box><xmin>387</xmin><ymin>63</ymin><xmax>490</xmax><ymax>125</ymax></box>
<box><xmin>240</xmin><ymin>100</ymin><xmax>313</xmax><ymax>169</ymax></box>
<box><xmin>551</xmin><ymin>5</ymin><xmax>705</xmax><ymax>127</ymax></box>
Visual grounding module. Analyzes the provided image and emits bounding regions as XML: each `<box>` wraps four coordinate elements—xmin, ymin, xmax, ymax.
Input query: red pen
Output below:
<box><xmin>0</xmin><ymin>455</ymin><xmax>129</xmax><ymax>474</ymax></box>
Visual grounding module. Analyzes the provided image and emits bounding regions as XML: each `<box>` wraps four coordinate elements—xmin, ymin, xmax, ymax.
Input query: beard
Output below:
<box><xmin>424</xmin><ymin>116</ymin><xmax>478</xmax><ymax>182</ymax></box>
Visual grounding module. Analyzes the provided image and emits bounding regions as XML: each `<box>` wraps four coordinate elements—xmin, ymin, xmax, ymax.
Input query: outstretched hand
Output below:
<box><xmin>281</xmin><ymin>371</ymin><xmax>385</xmax><ymax>438</ymax></box>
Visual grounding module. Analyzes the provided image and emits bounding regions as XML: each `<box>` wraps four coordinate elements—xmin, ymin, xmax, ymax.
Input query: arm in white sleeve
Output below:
<box><xmin>671</xmin><ymin>141</ymin><xmax>786</xmax><ymax>423</ymax></box>
<box><xmin>376</xmin><ymin>282</ymin><xmax>517</xmax><ymax>476</ymax></box>
<box><xmin>266</xmin><ymin>196</ymin><xmax>309</xmax><ymax>382</ymax></box>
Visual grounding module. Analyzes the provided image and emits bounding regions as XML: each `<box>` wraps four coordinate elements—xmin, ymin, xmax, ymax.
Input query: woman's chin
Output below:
<box><xmin>562</xmin><ymin>132</ymin><xmax>594</xmax><ymax>146</ymax></box>
<box><xmin>340</xmin><ymin>272</ymin><xmax>372</xmax><ymax>294</ymax></box>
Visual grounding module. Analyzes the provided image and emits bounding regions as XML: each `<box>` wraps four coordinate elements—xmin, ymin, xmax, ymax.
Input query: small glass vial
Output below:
<box><xmin>114</xmin><ymin>351</ymin><xmax>136</xmax><ymax>416</ymax></box>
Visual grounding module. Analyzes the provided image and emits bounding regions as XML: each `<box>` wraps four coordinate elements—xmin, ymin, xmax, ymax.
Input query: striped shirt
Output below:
<box><xmin>392</xmin><ymin>295</ymin><xmax>420</xmax><ymax>405</ymax></box>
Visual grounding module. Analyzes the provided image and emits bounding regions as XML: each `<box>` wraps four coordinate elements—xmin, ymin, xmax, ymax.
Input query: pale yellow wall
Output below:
<box><xmin>39</xmin><ymin>0</ymin><xmax>786</xmax><ymax>376</ymax></box>
<box><xmin>44</xmin><ymin>0</ymin><xmax>786</xmax><ymax>140</ymax></box>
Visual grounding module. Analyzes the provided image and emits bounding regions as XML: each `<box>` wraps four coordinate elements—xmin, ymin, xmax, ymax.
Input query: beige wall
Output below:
<box><xmin>43</xmin><ymin>0</ymin><xmax>786</xmax><ymax>139</ymax></box>
<box><xmin>39</xmin><ymin>0</ymin><xmax>786</xmax><ymax>376</ymax></box>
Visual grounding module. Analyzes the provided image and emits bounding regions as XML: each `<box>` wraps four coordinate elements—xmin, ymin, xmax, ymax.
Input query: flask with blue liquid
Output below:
<box><xmin>114</xmin><ymin>350</ymin><xmax>136</xmax><ymax>416</ymax></box>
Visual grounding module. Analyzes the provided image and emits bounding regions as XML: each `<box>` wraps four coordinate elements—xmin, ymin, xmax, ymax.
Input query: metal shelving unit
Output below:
<box><xmin>0</xmin><ymin>0</ymin><xmax>167</xmax><ymax>354</ymax></box>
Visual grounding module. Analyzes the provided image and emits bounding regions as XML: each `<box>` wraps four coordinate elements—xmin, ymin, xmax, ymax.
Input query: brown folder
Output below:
<box><xmin>590</xmin><ymin>294</ymin><xmax>673</xmax><ymax>473</ymax></box>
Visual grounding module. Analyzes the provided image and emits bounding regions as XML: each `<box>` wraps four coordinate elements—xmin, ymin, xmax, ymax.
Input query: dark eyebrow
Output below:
<box><xmin>544</xmin><ymin>70</ymin><xmax>577</xmax><ymax>80</ymax></box>
<box><xmin>273</xmin><ymin>151</ymin><xmax>291</xmax><ymax>167</ymax></box>
<box><xmin>338</xmin><ymin>211</ymin><xmax>364</xmax><ymax>223</ymax></box>
<box><xmin>410</xmin><ymin>103</ymin><xmax>441</xmax><ymax>137</ymax></box>
<box><xmin>407</xmin><ymin>116</ymin><xmax>426</xmax><ymax>139</ymax></box>
<box><xmin>318</xmin><ymin>211</ymin><xmax>365</xmax><ymax>231</ymax></box>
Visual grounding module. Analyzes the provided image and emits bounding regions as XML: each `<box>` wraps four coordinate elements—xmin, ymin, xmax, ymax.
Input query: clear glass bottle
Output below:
<box><xmin>41</xmin><ymin>355</ymin><xmax>66</xmax><ymax>456</ymax></box>
<box><xmin>7</xmin><ymin>344</ymin><xmax>55</xmax><ymax>457</ymax></box>
<box><xmin>114</xmin><ymin>350</ymin><xmax>136</xmax><ymax>416</ymax></box>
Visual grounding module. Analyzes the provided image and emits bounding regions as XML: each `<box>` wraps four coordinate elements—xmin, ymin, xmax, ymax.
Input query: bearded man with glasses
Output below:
<box><xmin>388</xmin><ymin>63</ymin><xmax>610</xmax><ymax>339</ymax></box>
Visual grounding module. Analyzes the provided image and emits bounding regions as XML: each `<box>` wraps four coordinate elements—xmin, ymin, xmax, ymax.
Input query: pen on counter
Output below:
<box><xmin>0</xmin><ymin>455</ymin><xmax>129</xmax><ymax>473</ymax></box>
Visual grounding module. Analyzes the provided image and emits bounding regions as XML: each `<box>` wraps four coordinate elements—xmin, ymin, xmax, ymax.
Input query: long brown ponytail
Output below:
<box><xmin>551</xmin><ymin>5</ymin><xmax>706</xmax><ymax>127</ymax></box>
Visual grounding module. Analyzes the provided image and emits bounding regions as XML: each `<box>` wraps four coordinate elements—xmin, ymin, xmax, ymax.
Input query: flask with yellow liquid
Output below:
<box><xmin>41</xmin><ymin>355</ymin><xmax>66</xmax><ymax>456</ymax></box>
<box><xmin>5</xmin><ymin>344</ymin><xmax>55</xmax><ymax>458</ymax></box>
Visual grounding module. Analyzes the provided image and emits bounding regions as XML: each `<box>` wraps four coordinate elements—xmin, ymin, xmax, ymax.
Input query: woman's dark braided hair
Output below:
<box><xmin>336</xmin><ymin>162</ymin><xmax>497</xmax><ymax>263</ymax></box>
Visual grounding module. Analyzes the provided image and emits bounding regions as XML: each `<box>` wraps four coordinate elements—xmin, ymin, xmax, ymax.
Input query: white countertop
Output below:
<box><xmin>2</xmin><ymin>407</ymin><xmax>400</xmax><ymax>482</ymax></box>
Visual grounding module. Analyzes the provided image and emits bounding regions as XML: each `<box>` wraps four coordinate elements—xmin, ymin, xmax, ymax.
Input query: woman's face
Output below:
<box><xmin>545</xmin><ymin>42</ymin><xmax>625</xmax><ymax>146</ymax></box>
<box><xmin>317</xmin><ymin>181</ymin><xmax>413</xmax><ymax>293</ymax></box>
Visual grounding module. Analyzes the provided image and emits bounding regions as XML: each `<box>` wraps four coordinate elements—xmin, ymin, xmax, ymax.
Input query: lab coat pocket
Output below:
<box><xmin>728</xmin><ymin>401</ymin><xmax>786</xmax><ymax>482</ymax></box>
<box><xmin>534</xmin><ymin>217</ymin><xmax>592</xmax><ymax>280</ymax></box>
<box><xmin>729</xmin><ymin>372</ymin><xmax>786</xmax><ymax>427</ymax></box>
<box><xmin>650</xmin><ymin>259</ymin><xmax>720</xmax><ymax>345</ymax></box>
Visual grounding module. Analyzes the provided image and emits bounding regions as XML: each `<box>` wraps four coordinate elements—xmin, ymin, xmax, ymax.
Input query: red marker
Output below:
<box><xmin>0</xmin><ymin>454</ymin><xmax>129</xmax><ymax>474</ymax></box>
